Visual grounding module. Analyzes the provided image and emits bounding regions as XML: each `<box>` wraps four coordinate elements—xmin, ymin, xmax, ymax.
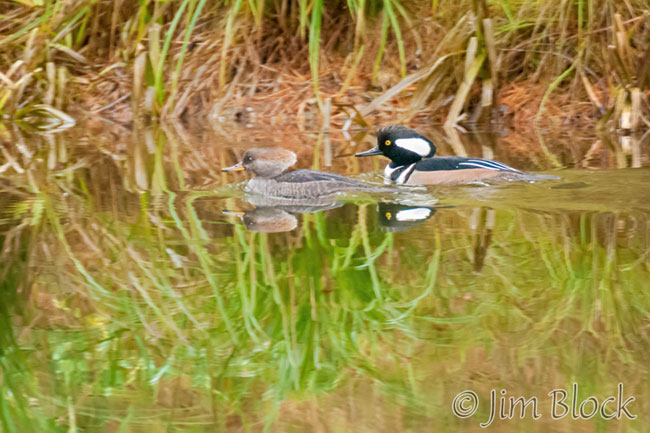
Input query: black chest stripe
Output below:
<box><xmin>390</xmin><ymin>164</ymin><xmax>416</xmax><ymax>183</ymax></box>
<box><xmin>399</xmin><ymin>163</ymin><xmax>417</xmax><ymax>183</ymax></box>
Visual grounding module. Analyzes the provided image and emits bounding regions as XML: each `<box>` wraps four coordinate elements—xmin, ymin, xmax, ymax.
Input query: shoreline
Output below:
<box><xmin>3</xmin><ymin>2</ymin><xmax>648</xmax><ymax>134</ymax></box>
<box><xmin>34</xmin><ymin>77</ymin><xmax>645</xmax><ymax>136</ymax></box>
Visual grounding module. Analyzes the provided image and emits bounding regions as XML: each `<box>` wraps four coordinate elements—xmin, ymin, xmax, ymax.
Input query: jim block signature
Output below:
<box><xmin>452</xmin><ymin>383</ymin><xmax>636</xmax><ymax>427</ymax></box>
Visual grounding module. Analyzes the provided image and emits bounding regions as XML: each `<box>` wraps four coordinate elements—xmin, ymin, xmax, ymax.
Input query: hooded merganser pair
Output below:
<box><xmin>222</xmin><ymin>127</ymin><xmax>558</xmax><ymax>198</ymax></box>
<box><xmin>356</xmin><ymin>125</ymin><xmax>559</xmax><ymax>185</ymax></box>
<box><xmin>222</xmin><ymin>148</ymin><xmax>380</xmax><ymax>200</ymax></box>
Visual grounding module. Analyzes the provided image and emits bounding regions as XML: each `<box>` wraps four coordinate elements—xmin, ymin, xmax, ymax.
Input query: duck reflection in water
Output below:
<box><xmin>377</xmin><ymin>203</ymin><xmax>495</xmax><ymax>272</ymax></box>
<box><xmin>223</xmin><ymin>207</ymin><xmax>300</xmax><ymax>233</ymax></box>
<box><xmin>223</xmin><ymin>195</ymin><xmax>346</xmax><ymax>233</ymax></box>
<box><xmin>377</xmin><ymin>203</ymin><xmax>437</xmax><ymax>232</ymax></box>
<box><xmin>226</xmin><ymin>201</ymin><xmax>439</xmax><ymax>234</ymax></box>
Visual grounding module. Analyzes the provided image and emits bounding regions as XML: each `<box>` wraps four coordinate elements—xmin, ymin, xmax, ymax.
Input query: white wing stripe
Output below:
<box><xmin>394</xmin><ymin>138</ymin><xmax>431</xmax><ymax>157</ymax></box>
<box><xmin>478</xmin><ymin>160</ymin><xmax>517</xmax><ymax>171</ymax></box>
<box><xmin>384</xmin><ymin>164</ymin><xmax>399</xmax><ymax>178</ymax></box>
<box><xmin>466</xmin><ymin>159</ymin><xmax>505</xmax><ymax>170</ymax></box>
<box><xmin>460</xmin><ymin>159</ymin><xmax>520</xmax><ymax>172</ymax></box>
<box><xmin>481</xmin><ymin>159</ymin><xmax>518</xmax><ymax>171</ymax></box>
<box><xmin>458</xmin><ymin>162</ymin><xmax>499</xmax><ymax>170</ymax></box>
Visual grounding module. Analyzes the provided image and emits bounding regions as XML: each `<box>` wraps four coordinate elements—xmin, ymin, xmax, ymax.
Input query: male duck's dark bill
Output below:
<box><xmin>222</xmin><ymin>161</ymin><xmax>244</xmax><ymax>172</ymax></box>
<box><xmin>355</xmin><ymin>147</ymin><xmax>383</xmax><ymax>157</ymax></box>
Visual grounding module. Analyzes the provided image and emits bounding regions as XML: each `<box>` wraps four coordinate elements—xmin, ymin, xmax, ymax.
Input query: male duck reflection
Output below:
<box><xmin>356</xmin><ymin>125</ymin><xmax>559</xmax><ymax>185</ymax></box>
<box><xmin>378</xmin><ymin>203</ymin><xmax>436</xmax><ymax>232</ymax></box>
<box><xmin>223</xmin><ymin>148</ymin><xmax>381</xmax><ymax>199</ymax></box>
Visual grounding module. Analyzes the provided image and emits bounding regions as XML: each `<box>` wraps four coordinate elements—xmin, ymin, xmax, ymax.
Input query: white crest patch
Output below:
<box><xmin>395</xmin><ymin>207</ymin><xmax>432</xmax><ymax>222</ymax></box>
<box><xmin>394</xmin><ymin>138</ymin><xmax>431</xmax><ymax>157</ymax></box>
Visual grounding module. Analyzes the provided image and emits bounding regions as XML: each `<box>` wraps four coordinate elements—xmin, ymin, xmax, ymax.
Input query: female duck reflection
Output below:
<box><xmin>223</xmin><ymin>207</ymin><xmax>300</xmax><ymax>233</ymax></box>
<box><xmin>223</xmin><ymin>198</ymin><xmax>343</xmax><ymax>233</ymax></box>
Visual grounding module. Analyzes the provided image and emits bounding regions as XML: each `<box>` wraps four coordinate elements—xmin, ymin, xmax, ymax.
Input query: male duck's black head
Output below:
<box><xmin>355</xmin><ymin>125</ymin><xmax>436</xmax><ymax>166</ymax></box>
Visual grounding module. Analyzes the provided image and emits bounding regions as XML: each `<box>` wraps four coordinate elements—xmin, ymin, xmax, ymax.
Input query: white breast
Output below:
<box><xmin>384</xmin><ymin>164</ymin><xmax>399</xmax><ymax>179</ymax></box>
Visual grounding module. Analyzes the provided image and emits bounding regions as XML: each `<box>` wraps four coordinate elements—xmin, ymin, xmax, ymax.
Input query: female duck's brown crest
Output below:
<box><xmin>223</xmin><ymin>148</ymin><xmax>297</xmax><ymax>178</ymax></box>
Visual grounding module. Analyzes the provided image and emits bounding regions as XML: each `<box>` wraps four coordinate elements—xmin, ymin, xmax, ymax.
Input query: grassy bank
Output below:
<box><xmin>1</xmin><ymin>1</ymin><xmax>649</xmax><ymax>130</ymax></box>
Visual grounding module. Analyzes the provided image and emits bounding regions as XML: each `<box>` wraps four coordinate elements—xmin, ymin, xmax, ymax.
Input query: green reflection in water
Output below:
<box><xmin>0</xmin><ymin>126</ymin><xmax>649</xmax><ymax>433</ymax></box>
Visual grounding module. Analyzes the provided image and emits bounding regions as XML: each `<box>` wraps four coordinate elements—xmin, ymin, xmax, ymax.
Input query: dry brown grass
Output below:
<box><xmin>2</xmin><ymin>1</ymin><xmax>649</xmax><ymax>133</ymax></box>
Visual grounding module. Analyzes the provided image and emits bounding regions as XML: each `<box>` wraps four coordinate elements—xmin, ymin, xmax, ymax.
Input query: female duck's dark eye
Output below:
<box><xmin>244</xmin><ymin>155</ymin><xmax>253</xmax><ymax>162</ymax></box>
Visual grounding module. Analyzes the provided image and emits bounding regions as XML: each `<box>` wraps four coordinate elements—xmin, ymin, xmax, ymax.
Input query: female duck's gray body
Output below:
<box><xmin>223</xmin><ymin>148</ymin><xmax>378</xmax><ymax>199</ymax></box>
<box><xmin>356</xmin><ymin>125</ymin><xmax>559</xmax><ymax>185</ymax></box>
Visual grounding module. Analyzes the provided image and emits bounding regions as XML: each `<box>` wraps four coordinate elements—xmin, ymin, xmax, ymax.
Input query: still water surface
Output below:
<box><xmin>0</xmin><ymin>125</ymin><xmax>649</xmax><ymax>432</ymax></box>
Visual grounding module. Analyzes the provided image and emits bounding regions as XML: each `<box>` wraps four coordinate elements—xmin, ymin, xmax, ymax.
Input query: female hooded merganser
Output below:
<box><xmin>223</xmin><ymin>148</ymin><xmax>380</xmax><ymax>199</ymax></box>
<box><xmin>355</xmin><ymin>125</ymin><xmax>559</xmax><ymax>185</ymax></box>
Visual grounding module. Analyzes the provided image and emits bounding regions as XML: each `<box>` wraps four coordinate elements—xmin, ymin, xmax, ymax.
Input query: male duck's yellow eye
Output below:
<box><xmin>385</xmin><ymin>140</ymin><xmax>391</xmax><ymax>146</ymax></box>
<box><xmin>385</xmin><ymin>212</ymin><xmax>392</xmax><ymax>220</ymax></box>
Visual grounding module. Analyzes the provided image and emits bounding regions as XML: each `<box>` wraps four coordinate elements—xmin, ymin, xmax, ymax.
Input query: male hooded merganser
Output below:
<box><xmin>355</xmin><ymin>125</ymin><xmax>559</xmax><ymax>185</ymax></box>
<box><xmin>223</xmin><ymin>148</ymin><xmax>380</xmax><ymax>199</ymax></box>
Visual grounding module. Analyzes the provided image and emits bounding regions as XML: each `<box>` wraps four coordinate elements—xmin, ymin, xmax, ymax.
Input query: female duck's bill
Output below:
<box><xmin>222</xmin><ymin>161</ymin><xmax>244</xmax><ymax>172</ymax></box>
